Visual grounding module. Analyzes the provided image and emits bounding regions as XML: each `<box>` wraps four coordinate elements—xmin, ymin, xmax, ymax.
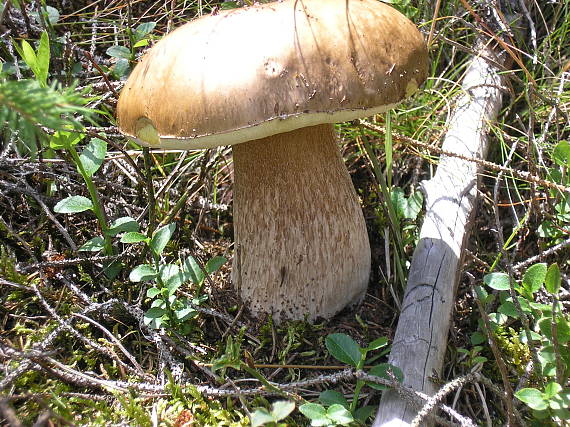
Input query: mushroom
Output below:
<box><xmin>117</xmin><ymin>0</ymin><xmax>428</xmax><ymax>323</ymax></box>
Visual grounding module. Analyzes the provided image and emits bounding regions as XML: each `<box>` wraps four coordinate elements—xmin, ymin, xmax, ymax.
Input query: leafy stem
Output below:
<box><xmin>67</xmin><ymin>146</ymin><xmax>113</xmax><ymax>255</ymax></box>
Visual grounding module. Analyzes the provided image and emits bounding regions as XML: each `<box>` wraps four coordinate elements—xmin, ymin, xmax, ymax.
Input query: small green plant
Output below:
<box><xmin>14</xmin><ymin>31</ymin><xmax>50</xmax><ymax>87</ymax></box>
<box><xmin>299</xmin><ymin>401</ymin><xmax>353</xmax><ymax>427</ymax></box>
<box><xmin>2</xmin><ymin>30</ymin><xmax>96</xmax><ymax>157</ymax></box>
<box><xmin>457</xmin><ymin>345</ymin><xmax>489</xmax><ymax>371</ymax></box>
<box><xmin>52</xmin><ymin>132</ymin><xmax>112</xmax><ymax>253</ymax></box>
<box><xmin>537</xmin><ymin>140</ymin><xmax>570</xmax><ymax>244</ymax></box>
<box><xmin>106</xmin><ymin>22</ymin><xmax>157</xmax><ymax>79</ymax></box>
<box><xmin>297</xmin><ymin>333</ymin><xmax>402</xmax><ymax>425</ymax></box>
<box><xmin>211</xmin><ymin>331</ymin><xmax>286</xmax><ymax>397</ymax></box>
<box><xmin>478</xmin><ymin>262</ymin><xmax>570</xmax><ymax>422</ymax></box>
<box><xmin>251</xmin><ymin>400</ymin><xmax>295</xmax><ymax>427</ymax></box>
<box><xmin>125</xmin><ymin>223</ymin><xmax>226</xmax><ymax>332</ymax></box>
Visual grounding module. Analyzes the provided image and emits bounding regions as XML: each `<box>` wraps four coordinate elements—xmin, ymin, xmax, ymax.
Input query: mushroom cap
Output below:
<box><xmin>117</xmin><ymin>0</ymin><xmax>428</xmax><ymax>149</ymax></box>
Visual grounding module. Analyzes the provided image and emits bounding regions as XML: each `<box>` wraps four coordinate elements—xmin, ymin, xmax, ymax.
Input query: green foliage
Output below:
<box><xmin>325</xmin><ymin>333</ymin><xmax>362</xmax><ymax>367</ymax></box>
<box><xmin>0</xmin><ymin>79</ymin><xmax>95</xmax><ymax>157</ymax></box>
<box><xmin>315</xmin><ymin>333</ymin><xmax>401</xmax><ymax>422</ymax></box>
<box><xmin>124</xmin><ymin>222</ymin><xmax>227</xmax><ymax>332</ymax></box>
<box><xmin>299</xmin><ymin>403</ymin><xmax>353</xmax><ymax>426</ymax></box>
<box><xmin>54</xmin><ymin>195</ymin><xmax>93</xmax><ymax>213</ymax></box>
<box><xmin>251</xmin><ymin>401</ymin><xmax>295</xmax><ymax>427</ymax></box>
<box><xmin>477</xmin><ymin>263</ymin><xmax>570</xmax><ymax>422</ymax></box>
<box><xmin>14</xmin><ymin>31</ymin><xmax>51</xmax><ymax>87</ymax></box>
<box><xmin>106</xmin><ymin>21</ymin><xmax>157</xmax><ymax>79</ymax></box>
<box><xmin>211</xmin><ymin>333</ymin><xmax>244</xmax><ymax>375</ymax></box>
<box><xmin>390</xmin><ymin>187</ymin><xmax>423</xmax><ymax>221</ymax></box>
<box><xmin>0</xmin><ymin>245</ymin><xmax>27</xmax><ymax>283</ymax></box>
<box><xmin>51</xmin><ymin>133</ymin><xmax>115</xmax><ymax>263</ymax></box>
<box><xmin>2</xmin><ymin>29</ymin><xmax>97</xmax><ymax>158</ymax></box>
<box><xmin>515</xmin><ymin>384</ymin><xmax>570</xmax><ymax>420</ymax></box>
<box><xmin>538</xmin><ymin>140</ymin><xmax>570</xmax><ymax>244</ymax></box>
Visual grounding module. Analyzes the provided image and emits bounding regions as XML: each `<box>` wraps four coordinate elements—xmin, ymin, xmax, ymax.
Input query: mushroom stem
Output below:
<box><xmin>232</xmin><ymin>124</ymin><xmax>371</xmax><ymax>323</ymax></box>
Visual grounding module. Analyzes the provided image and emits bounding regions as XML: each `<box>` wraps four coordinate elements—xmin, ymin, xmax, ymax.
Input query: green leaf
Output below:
<box><xmin>549</xmin><ymin>391</ymin><xmax>570</xmax><ymax>410</ymax></box>
<box><xmin>544</xmin><ymin>382</ymin><xmax>562</xmax><ymax>399</ymax></box>
<box><xmin>174</xmin><ymin>305</ymin><xmax>197</xmax><ymax>321</ymax></box>
<box><xmin>220</xmin><ymin>1</ymin><xmax>240</xmax><ymax>10</ymax></box>
<box><xmin>488</xmin><ymin>312</ymin><xmax>508</xmax><ymax>326</ymax></box>
<box><xmin>507</xmin><ymin>296</ymin><xmax>533</xmax><ymax>314</ymax></box>
<box><xmin>19</xmin><ymin>39</ymin><xmax>38</xmax><ymax>74</ymax></box>
<box><xmin>54</xmin><ymin>195</ymin><xmax>93</xmax><ymax>213</ymax></box>
<box><xmin>145</xmin><ymin>307</ymin><xmax>166</xmax><ymax>318</ymax></box>
<box><xmin>36</xmin><ymin>31</ymin><xmax>50</xmax><ymax>87</ymax></box>
<box><xmin>144</xmin><ymin>315</ymin><xmax>163</xmax><ymax>329</ymax></box>
<box><xmin>78</xmin><ymin>236</ymin><xmax>105</xmax><ymax>252</ymax></box>
<box><xmin>134</xmin><ymin>22</ymin><xmax>157</xmax><ymax>40</ymax></box>
<box><xmin>44</xmin><ymin>6</ymin><xmax>60</xmax><ymax>24</ymax></box>
<box><xmin>367</xmin><ymin>363</ymin><xmax>404</xmax><ymax>391</ymax></box>
<box><xmin>545</xmin><ymin>263</ymin><xmax>561</xmax><ymax>295</ymax></box>
<box><xmin>103</xmin><ymin>260</ymin><xmax>122</xmax><ymax>280</ymax></box>
<box><xmin>146</xmin><ymin>287</ymin><xmax>161</xmax><ymax>298</ymax></box>
<box><xmin>183</xmin><ymin>255</ymin><xmax>205</xmax><ymax>285</ymax></box>
<box><xmin>133</xmin><ymin>39</ymin><xmax>149</xmax><ymax>48</ymax></box>
<box><xmin>150</xmin><ymin>223</ymin><xmax>176</xmax><ymax>256</ymax></box>
<box><xmin>49</xmin><ymin>129</ymin><xmax>84</xmax><ymax>150</ymax></box>
<box><xmin>538</xmin><ymin>316</ymin><xmax>570</xmax><ymax>344</ymax></box>
<box><xmin>120</xmin><ymin>232</ymin><xmax>148</xmax><ymax>244</ymax></box>
<box><xmin>107</xmin><ymin>217</ymin><xmax>139</xmax><ymax>236</ymax></box>
<box><xmin>522</xmin><ymin>263</ymin><xmax>547</xmax><ymax>294</ymax></box>
<box><xmin>325</xmin><ymin>333</ymin><xmax>362</xmax><ymax>367</ymax></box>
<box><xmin>553</xmin><ymin>140</ymin><xmax>570</xmax><ymax>168</ymax></box>
<box><xmin>299</xmin><ymin>403</ymin><xmax>328</xmax><ymax>423</ymax></box>
<box><xmin>270</xmin><ymin>400</ymin><xmax>295</xmax><ymax>421</ymax></box>
<box><xmin>319</xmin><ymin>390</ymin><xmax>349</xmax><ymax>408</ymax></box>
<box><xmin>354</xmin><ymin>405</ymin><xmax>376</xmax><ymax>423</ymax></box>
<box><xmin>79</xmin><ymin>138</ymin><xmax>107</xmax><ymax>177</ymax></box>
<box><xmin>474</xmin><ymin>285</ymin><xmax>491</xmax><ymax>304</ymax></box>
<box><xmin>515</xmin><ymin>388</ymin><xmax>548</xmax><ymax>410</ymax></box>
<box><xmin>390</xmin><ymin>187</ymin><xmax>423</xmax><ymax>220</ymax></box>
<box><xmin>483</xmin><ymin>272</ymin><xmax>510</xmax><ymax>291</ymax></box>
<box><xmin>160</xmin><ymin>264</ymin><xmax>180</xmax><ymax>283</ymax></box>
<box><xmin>470</xmin><ymin>331</ymin><xmax>486</xmax><ymax>345</ymax></box>
<box><xmin>472</xmin><ymin>356</ymin><xmax>488</xmax><ymax>364</ymax></box>
<box><xmin>106</xmin><ymin>45</ymin><xmax>132</xmax><ymax>60</ymax></box>
<box><xmin>112</xmin><ymin>58</ymin><xmax>131</xmax><ymax>79</ymax></box>
<box><xmin>366</xmin><ymin>336</ymin><xmax>389</xmax><ymax>351</ymax></box>
<box><xmin>161</xmin><ymin>264</ymin><xmax>186</xmax><ymax>296</ymax></box>
<box><xmin>205</xmin><ymin>256</ymin><xmax>227</xmax><ymax>274</ymax></box>
<box><xmin>144</xmin><ymin>307</ymin><xmax>166</xmax><ymax>328</ymax></box>
<box><xmin>326</xmin><ymin>404</ymin><xmax>353</xmax><ymax>424</ymax></box>
<box><xmin>129</xmin><ymin>264</ymin><xmax>158</xmax><ymax>282</ymax></box>
<box><xmin>250</xmin><ymin>408</ymin><xmax>274</xmax><ymax>427</ymax></box>
<box><xmin>498</xmin><ymin>301</ymin><xmax>519</xmax><ymax>318</ymax></box>
<box><xmin>192</xmin><ymin>294</ymin><xmax>208</xmax><ymax>306</ymax></box>
<box><xmin>151</xmin><ymin>298</ymin><xmax>166</xmax><ymax>308</ymax></box>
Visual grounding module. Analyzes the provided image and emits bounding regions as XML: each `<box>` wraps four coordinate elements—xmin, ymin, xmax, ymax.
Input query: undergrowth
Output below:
<box><xmin>0</xmin><ymin>0</ymin><xmax>568</xmax><ymax>425</ymax></box>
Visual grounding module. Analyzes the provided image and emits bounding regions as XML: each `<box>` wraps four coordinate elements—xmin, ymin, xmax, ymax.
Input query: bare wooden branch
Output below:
<box><xmin>373</xmin><ymin>39</ymin><xmax>509</xmax><ymax>426</ymax></box>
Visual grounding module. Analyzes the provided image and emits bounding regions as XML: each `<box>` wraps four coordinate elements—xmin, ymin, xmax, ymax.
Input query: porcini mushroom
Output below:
<box><xmin>117</xmin><ymin>0</ymin><xmax>428</xmax><ymax>323</ymax></box>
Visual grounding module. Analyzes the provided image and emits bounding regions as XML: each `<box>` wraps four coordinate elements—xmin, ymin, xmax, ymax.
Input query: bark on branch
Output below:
<box><xmin>373</xmin><ymin>39</ymin><xmax>509</xmax><ymax>426</ymax></box>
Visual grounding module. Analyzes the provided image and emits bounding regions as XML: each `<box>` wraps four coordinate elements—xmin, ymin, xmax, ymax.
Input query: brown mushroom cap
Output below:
<box><xmin>117</xmin><ymin>0</ymin><xmax>428</xmax><ymax>149</ymax></box>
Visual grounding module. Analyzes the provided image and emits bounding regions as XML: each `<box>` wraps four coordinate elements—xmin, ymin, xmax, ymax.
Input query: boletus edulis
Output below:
<box><xmin>117</xmin><ymin>0</ymin><xmax>428</xmax><ymax>323</ymax></box>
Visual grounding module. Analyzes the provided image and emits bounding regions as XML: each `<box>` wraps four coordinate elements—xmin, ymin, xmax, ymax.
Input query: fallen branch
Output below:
<box><xmin>373</xmin><ymin>37</ymin><xmax>510</xmax><ymax>425</ymax></box>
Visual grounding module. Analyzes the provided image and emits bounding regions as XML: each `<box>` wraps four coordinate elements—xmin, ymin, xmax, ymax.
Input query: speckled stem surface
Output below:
<box><xmin>232</xmin><ymin>124</ymin><xmax>371</xmax><ymax>323</ymax></box>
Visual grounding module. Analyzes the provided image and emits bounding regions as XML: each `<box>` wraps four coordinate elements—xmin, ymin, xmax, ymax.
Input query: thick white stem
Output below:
<box><xmin>232</xmin><ymin>124</ymin><xmax>371</xmax><ymax>323</ymax></box>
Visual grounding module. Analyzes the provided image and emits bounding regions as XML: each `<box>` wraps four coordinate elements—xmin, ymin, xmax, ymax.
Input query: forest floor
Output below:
<box><xmin>0</xmin><ymin>1</ymin><xmax>569</xmax><ymax>426</ymax></box>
